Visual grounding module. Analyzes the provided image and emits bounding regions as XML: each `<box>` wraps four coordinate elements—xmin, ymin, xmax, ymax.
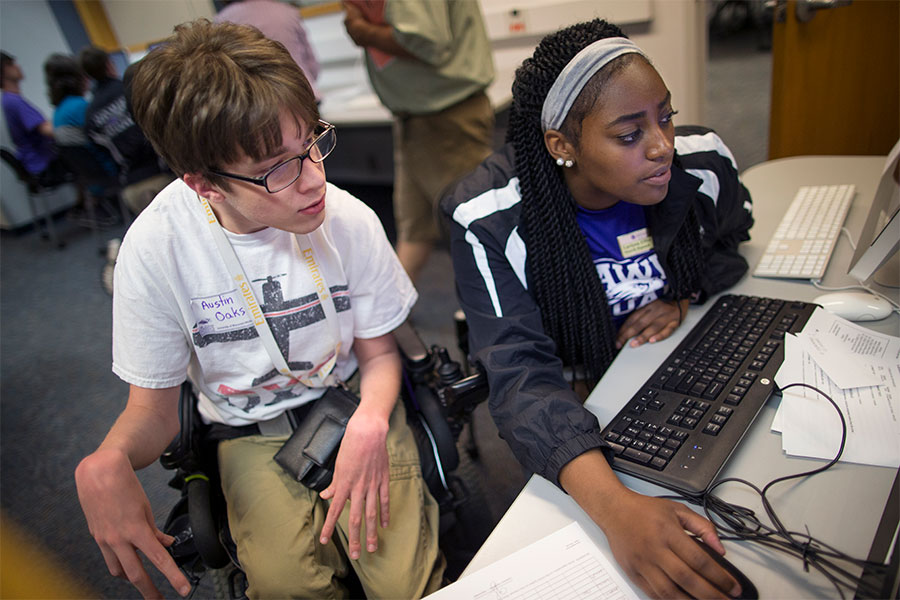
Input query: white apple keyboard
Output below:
<box><xmin>754</xmin><ymin>184</ymin><xmax>856</xmax><ymax>279</ymax></box>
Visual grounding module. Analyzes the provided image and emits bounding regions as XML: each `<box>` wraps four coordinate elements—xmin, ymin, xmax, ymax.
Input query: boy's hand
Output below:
<box><xmin>318</xmin><ymin>407</ymin><xmax>390</xmax><ymax>560</ymax></box>
<box><xmin>616</xmin><ymin>298</ymin><xmax>689</xmax><ymax>349</ymax></box>
<box><xmin>75</xmin><ymin>448</ymin><xmax>191</xmax><ymax>599</ymax></box>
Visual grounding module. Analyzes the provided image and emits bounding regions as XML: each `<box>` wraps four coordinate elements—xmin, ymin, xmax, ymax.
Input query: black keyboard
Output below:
<box><xmin>601</xmin><ymin>294</ymin><xmax>817</xmax><ymax>497</ymax></box>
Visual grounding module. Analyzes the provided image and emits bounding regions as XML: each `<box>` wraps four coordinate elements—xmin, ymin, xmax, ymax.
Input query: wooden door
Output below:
<box><xmin>769</xmin><ymin>0</ymin><xmax>899</xmax><ymax>159</ymax></box>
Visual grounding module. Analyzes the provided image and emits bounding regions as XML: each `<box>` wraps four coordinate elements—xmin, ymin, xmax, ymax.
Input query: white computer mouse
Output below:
<box><xmin>813</xmin><ymin>291</ymin><xmax>893</xmax><ymax>322</ymax></box>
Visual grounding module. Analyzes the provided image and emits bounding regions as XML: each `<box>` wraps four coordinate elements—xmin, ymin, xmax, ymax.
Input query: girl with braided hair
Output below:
<box><xmin>442</xmin><ymin>19</ymin><xmax>753</xmax><ymax>599</ymax></box>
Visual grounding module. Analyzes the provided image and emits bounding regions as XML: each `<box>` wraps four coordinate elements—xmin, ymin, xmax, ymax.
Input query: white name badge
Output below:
<box><xmin>191</xmin><ymin>290</ymin><xmax>254</xmax><ymax>336</ymax></box>
<box><xmin>617</xmin><ymin>227</ymin><xmax>654</xmax><ymax>258</ymax></box>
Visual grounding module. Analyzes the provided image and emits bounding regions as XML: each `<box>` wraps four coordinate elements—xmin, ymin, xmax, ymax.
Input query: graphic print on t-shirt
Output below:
<box><xmin>594</xmin><ymin>254</ymin><xmax>666</xmax><ymax>321</ymax></box>
<box><xmin>576</xmin><ymin>202</ymin><xmax>668</xmax><ymax>326</ymax></box>
<box><xmin>190</xmin><ymin>275</ymin><xmax>350</xmax><ymax>392</ymax></box>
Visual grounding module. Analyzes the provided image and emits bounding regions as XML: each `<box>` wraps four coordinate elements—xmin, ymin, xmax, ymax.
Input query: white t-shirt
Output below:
<box><xmin>112</xmin><ymin>179</ymin><xmax>417</xmax><ymax>426</ymax></box>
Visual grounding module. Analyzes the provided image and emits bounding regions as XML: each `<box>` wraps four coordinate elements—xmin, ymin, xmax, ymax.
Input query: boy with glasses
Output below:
<box><xmin>74</xmin><ymin>20</ymin><xmax>444</xmax><ymax>599</ymax></box>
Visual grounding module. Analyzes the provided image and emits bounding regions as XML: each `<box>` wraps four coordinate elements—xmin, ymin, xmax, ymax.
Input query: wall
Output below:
<box><xmin>0</xmin><ymin>0</ymin><xmax>80</xmax><ymax>228</ymax></box>
<box><xmin>476</xmin><ymin>0</ymin><xmax>707</xmax><ymax>125</ymax></box>
<box><xmin>627</xmin><ymin>0</ymin><xmax>707</xmax><ymax>126</ymax></box>
<box><xmin>102</xmin><ymin>0</ymin><xmax>215</xmax><ymax>50</ymax></box>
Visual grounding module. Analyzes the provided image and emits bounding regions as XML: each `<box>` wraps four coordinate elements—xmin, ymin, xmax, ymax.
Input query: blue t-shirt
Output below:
<box><xmin>1</xmin><ymin>91</ymin><xmax>55</xmax><ymax>175</ymax></box>
<box><xmin>576</xmin><ymin>201</ymin><xmax>668</xmax><ymax>327</ymax></box>
<box><xmin>53</xmin><ymin>95</ymin><xmax>87</xmax><ymax>127</ymax></box>
<box><xmin>53</xmin><ymin>95</ymin><xmax>117</xmax><ymax>177</ymax></box>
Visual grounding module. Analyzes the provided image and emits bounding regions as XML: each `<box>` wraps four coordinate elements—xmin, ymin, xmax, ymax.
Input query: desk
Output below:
<box><xmin>461</xmin><ymin>156</ymin><xmax>900</xmax><ymax>598</ymax></box>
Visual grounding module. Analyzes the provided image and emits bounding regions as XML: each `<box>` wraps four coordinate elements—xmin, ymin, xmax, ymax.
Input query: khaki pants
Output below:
<box><xmin>218</xmin><ymin>399</ymin><xmax>445</xmax><ymax>599</ymax></box>
<box><xmin>393</xmin><ymin>91</ymin><xmax>494</xmax><ymax>244</ymax></box>
<box><xmin>121</xmin><ymin>173</ymin><xmax>175</xmax><ymax>215</ymax></box>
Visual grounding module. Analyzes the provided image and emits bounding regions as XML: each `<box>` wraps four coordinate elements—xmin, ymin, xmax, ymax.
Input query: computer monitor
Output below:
<box><xmin>847</xmin><ymin>139</ymin><xmax>900</xmax><ymax>286</ymax></box>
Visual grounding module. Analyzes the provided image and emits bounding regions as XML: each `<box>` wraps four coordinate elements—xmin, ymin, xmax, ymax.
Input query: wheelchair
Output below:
<box><xmin>160</xmin><ymin>320</ymin><xmax>490</xmax><ymax>599</ymax></box>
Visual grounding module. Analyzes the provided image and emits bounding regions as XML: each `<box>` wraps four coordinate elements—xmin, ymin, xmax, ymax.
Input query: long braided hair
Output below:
<box><xmin>510</xmin><ymin>19</ymin><xmax>704</xmax><ymax>387</ymax></box>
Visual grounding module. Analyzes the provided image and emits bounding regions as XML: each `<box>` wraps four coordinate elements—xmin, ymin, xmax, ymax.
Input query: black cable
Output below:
<box><xmin>659</xmin><ymin>383</ymin><xmax>890</xmax><ymax>599</ymax></box>
<box><xmin>182</xmin><ymin>559</ymin><xmax>206</xmax><ymax>600</ymax></box>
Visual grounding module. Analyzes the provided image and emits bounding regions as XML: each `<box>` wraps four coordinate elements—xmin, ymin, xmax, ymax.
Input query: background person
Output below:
<box><xmin>79</xmin><ymin>46</ymin><xmax>174</xmax><ymax>216</ymax></box>
<box><xmin>74</xmin><ymin>20</ymin><xmax>444</xmax><ymax>600</ymax></box>
<box><xmin>43</xmin><ymin>52</ymin><xmax>119</xmax><ymax>224</ymax></box>
<box><xmin>442</xmin><ymin>19</ymin><xmax>754</xmax><ymax>600</ymax></box>
<box><xmin>1</xmin><ymin>51</ymin><xmax>68</xmax><ymax>186</ymax></box>
<box><xmin>214</xmin><ymin>0</ymin><xmax>321</xmax><ymax>102</ymax></box>
<box><xmin>342</xmin><ymin>0</ymin><xmax>495</xmax><ymax>282</ymax></box>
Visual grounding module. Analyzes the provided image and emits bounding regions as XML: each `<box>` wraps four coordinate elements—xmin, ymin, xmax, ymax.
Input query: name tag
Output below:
<box><xmin>617</xmin><ymin>228</ymin><xmax>654</xmax><ymax>258</ymax></box>
<box><xmin>191</xmin><ymin>290</ymin><xmax>253</xmax><ymax>336</ymax></box>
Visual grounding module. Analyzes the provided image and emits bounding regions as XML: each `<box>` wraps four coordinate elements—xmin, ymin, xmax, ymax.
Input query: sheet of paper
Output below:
<box><xmin>774</xmin><ymin>334</ymin><xmax>900</xmax><ymax>468</ymax></box>
<box><xmin>803</xmin><ymin>307</ymin><xmax>900</xmax><ymax>364</ymax></box>
<box><xmin>424</xmin><ymin>522</ymin><xmax>639</xmax><ymax>600</ymax></box>
<box><xmin>798</xmin><ymin>332</ymin><xmax>881</xmax><ymax>388</ymax></box>
<box><xmin>796</xmin><ymin>308</ymin><xmax>900</xmax><ymax>388</ymax></box>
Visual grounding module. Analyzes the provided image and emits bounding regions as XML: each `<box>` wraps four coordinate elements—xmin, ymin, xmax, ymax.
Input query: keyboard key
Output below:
<box><xmin>703</xmin><ymin>423</ymin><xmax>722</xmax><ymax>436</ymax></box>
<box><xmin>671</xmin><ymin>430</ymin><xmax>689</xmax><ymax>441</ymax></box>
<box><xmin>657</xmin><ymin>447</ymin><xmax>674</xmax><ymax>460</ymax></box>
<box><xmin>611</xmin><ymin>418</ymin><xmax>632</xmax><ymax>434</ymax></box>
<box><xmin>650</xmin><ymin>457</ymin><xmax>668</xmax><ymax>470</ymax></box>
<box><xmin>623</xmin><ymin>447</ymin><xmax>653</xmax><ymax>464</ymax></box>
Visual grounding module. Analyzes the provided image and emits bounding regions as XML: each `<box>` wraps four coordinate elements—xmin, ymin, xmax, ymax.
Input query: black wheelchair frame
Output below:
<box><xmin>160</xmin><ymin>320</ymin><xmax>489</xmax><ymax>598</ymax></box>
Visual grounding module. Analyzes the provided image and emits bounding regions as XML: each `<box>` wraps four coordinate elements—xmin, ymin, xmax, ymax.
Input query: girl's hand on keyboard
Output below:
<box><xmin>616</xmin><ymin>298</ymin><xmax>690</xmax><ymax>349</ymax></box>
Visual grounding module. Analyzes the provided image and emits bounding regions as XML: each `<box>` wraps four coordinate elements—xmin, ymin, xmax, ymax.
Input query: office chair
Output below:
<box><xmin>55</xmin><ymin>145</ymin><xmax>130</xmax><ymax>254</ymax></box>
<box><xmin>160</xmin><ymin>320</ymin><xmax>491</xmax><ymax>598</ymax></box>
<box><xmin>0</xmin><ymin>148</ymin><xmax>67</xmax><ymax>248</ymax></box>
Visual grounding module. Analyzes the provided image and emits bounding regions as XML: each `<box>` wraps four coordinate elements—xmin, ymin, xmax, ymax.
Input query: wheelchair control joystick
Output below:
<box><xmin>434</xmin><ymin>346</ymin><xmax>463</xmax><ymax>386</ymax></box>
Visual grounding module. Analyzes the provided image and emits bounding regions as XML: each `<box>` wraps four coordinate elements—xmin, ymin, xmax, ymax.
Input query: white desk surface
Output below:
<box><xmin>461</xmin><ymin>155</ymin><xmax>899</xmax><ymax>599</ymax></box>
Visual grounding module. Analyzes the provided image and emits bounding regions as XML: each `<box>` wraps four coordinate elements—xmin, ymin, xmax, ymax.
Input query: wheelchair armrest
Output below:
<box><xmin>159</xmin><ymin>381</ymin><xmax>200</xmax><ymax>471</ymax></box>
<box><xmin>440</xmin><ymin>368</ymin><xmax>489</xmax><ymax>418</ymax></box>
<box><xmin>394</xmin><ymin>319</ymin><xmax>435</xmax><ymax>380</ymax></box>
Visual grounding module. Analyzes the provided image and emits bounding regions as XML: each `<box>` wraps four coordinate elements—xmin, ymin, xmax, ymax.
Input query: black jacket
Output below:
<box><xmin>441</xmin><ymin>126</ymin><xmax>753</xmax><ymax>487</ymax></box>
<box><xmin>85</xmin><ymin>77</ymin><xmax>168</xmax><ymax>185</ymax></box>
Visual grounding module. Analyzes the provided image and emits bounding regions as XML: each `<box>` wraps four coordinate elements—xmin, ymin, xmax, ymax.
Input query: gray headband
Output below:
<box><xmin>540</xmin><ymin>37</ymin><xmax>647</xmax><ymax>132</ymax></box>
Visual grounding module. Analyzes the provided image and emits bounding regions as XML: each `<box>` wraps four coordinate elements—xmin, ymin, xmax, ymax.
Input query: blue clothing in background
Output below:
<box><xmin>53</xmin><ymin>95</ymin><xmax>90</xmax><ymax>144</ymax></box>
<box><xmin>53</xmin><ymin>94</ymin><xmax>117</xmax><ymax>178</ymax></box>
<box><xmin>1</xmin><ymin>91</ymin><xmax>56</xmax><ymax>175</ymax></box>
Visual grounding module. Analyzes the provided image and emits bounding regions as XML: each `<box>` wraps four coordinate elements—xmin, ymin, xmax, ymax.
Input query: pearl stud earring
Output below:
<box><xmin>556</xmin><ymin>157</ymin><xmax>565</xmax><ymax>166</ymax></box>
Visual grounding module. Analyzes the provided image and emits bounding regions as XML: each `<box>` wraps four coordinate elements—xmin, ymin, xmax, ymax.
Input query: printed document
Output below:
<box><xmin>773</xmin><ymin>309</ymin><xmax>900</xmax><ymax>467</ymax></box>
<box><xmin>424</xmin><ymin>522</ymin><xmax>639</xmax><ymax>600</ymax></box>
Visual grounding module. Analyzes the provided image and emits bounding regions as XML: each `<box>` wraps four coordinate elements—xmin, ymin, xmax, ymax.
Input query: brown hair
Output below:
<box><xmin>78</xmin><ymin>46</ymin><xmax>110</xmax><ymax>81</ymax></box>
<box><xmin>129</xmin><ymin>19</ymin><xmax>318</xmax><ymax>188</ymax></box>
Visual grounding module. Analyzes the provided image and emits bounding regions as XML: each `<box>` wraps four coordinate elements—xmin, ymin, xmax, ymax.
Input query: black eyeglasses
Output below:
<box><xmin>210</xmin><ymin>120</ymin><xmax>336</xmax><ymax>193</ymax></box>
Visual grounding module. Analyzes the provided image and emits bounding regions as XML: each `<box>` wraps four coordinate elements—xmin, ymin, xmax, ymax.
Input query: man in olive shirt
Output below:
<box><xmin>343</xmin><ymin>0</ymin><xmax>495</xmax><ymax>282</ymax></box>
